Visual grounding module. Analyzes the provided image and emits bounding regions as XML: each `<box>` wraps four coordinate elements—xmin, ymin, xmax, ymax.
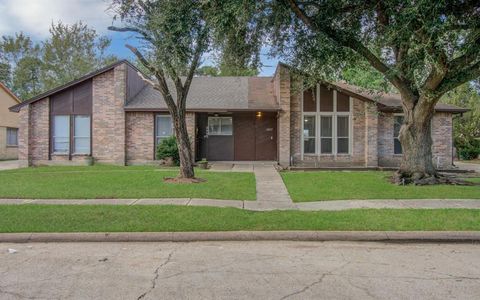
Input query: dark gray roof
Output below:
<box><xmin>125</xmin><ymin>76</ymin><xmax>280</xmax><ymax>111</ymax></box>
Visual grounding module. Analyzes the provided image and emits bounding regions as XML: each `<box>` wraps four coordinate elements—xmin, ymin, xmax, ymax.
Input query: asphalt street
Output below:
<box><xmin>1</xmin><ymin>241</ymin><xmax>479</xmax><ymax>299</ymax></box>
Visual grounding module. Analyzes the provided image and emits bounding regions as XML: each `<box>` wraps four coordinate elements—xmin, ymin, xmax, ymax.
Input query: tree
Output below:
<box><xmin>269</xmin><ymin>0</ymin><xmax>480</xmax><ymax>184</ymax></box>
<box><xmin>195</xmin><ymin>65</ymin><xmax>219</xmax><ymax>76</ymax></box>
<box><xmin>109</xmin><ymin>0</ymin><xmax>210</xmax><ymax>180</ymax></box>
<box><xmin>0</xmin><ymin>33</ymin><xmax>43</xmax><ymax>99</ymax></box>
<box><xmin>206</xmin><ymin>0</ymin><xmax>265</xmax><ymax>76</ymax></box>
<box><xmin>442</xmin><ymin>83</ymin><xmax>480</xmax><ymax>159</ymax></box>
<box><xmin>42</xmin><ymin>21</ymin><xmax>117</xmax><ymax>90</ymax></box>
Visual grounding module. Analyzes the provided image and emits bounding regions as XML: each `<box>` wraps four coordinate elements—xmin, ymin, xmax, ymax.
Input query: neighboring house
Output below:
<box><xmin>9</xmin><ymin>60</ymin><xmax>467</xmax><ymax>168</ymax></box>
<box><xmin>0</xmin><ymin>82</ymin><xmax>21</xmax><ymax>160</ymax></box>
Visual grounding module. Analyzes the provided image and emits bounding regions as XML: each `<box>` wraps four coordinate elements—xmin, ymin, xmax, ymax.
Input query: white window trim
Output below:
<box><xmin>301</xmin><ymin>86</ymin><xmax>352</xmax><ymax>156</ymax></box>
<box><xmin>208</xmin><ymin>116</ymin><xmax>233</xmax><ymax>136</ymax></box>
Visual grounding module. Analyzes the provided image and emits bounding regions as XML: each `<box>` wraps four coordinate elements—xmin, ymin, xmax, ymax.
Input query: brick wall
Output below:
<box><xmin>126</xmin><ymin>112</ymin><xmax>154</xmax><ymax>164</ymax></box>
<box><xmin>276</xmin><ymin>65</ymin><xmax>291</xmax><ymax>166</ymax></box>
<box><xmin>364</xmin><ymin>102</ymin><xmax>378</xmax><ymax>167</ymax></box>
<box><xmin>29</xmin><ymin>98</ymin><xmax>50</xmax><ymax>166</ymax></box>
<box><xmin>92</xmin><ymin>65</ymin><xmax>126</xmax><ymax>165</ymax></box>
<box><xmin>432</xmin><ymin>112</ymin><xmax>453</xmax><ymax>169</ymax></box>
<box><xmin>378</xmin><ymin>112</ymin><xmax>453</xmax><ymax>169</ymax></box>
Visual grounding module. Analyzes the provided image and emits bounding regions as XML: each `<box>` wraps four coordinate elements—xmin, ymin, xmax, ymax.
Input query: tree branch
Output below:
<box><xmin>108</xmin><ymin>26</ymin><xmax>154</xmax><ymax>43</ymax></box>
<box><xmin>285</xmin><ymin>0</ymin><xmax>416</xmax><ymax>103</ymax></box>
<box><xmin>437</xmin><ymin>60</ymin><xmax>480</xmax><ymax>95</ymax></box>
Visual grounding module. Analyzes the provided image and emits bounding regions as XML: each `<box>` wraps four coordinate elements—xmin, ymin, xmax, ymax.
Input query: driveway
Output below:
<box><xmin>455</xmin><ymin>161</ymin><xmax>480</xmax><ymax>173</ymax></box>
<box><xmin>1</xmin><ymin>241</ymin><xmax>479</xmax><ymax>299</ymax></box>
<box><xmin>0</xmin><ymin>160</ymin><xmax>20</xmax><ymax>171</ymax></box>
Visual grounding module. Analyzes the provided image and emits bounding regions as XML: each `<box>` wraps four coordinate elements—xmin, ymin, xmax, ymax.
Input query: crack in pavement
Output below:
<box><xmin>279</xmin><ymin>262</ymin><xmax>351</xmax><ymax>299</ymax></box>
<box><xmin>136</xmin><ymin>245</ymin><xmax>181</xmax><ymax>300</ymax></box>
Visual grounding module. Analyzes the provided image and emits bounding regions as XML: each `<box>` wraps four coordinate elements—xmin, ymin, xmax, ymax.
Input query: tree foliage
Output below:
<box><xmin>266</xmin><ymin>0</ymin><xmax>480</xmax><ymax>181</ymax></box>
<box><xmin>0</xmin><ymin>22</ymin><xmax>117</xmax><ymax>100</ymax></box>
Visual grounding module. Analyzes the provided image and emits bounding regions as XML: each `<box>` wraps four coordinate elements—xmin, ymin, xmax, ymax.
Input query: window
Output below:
<box><xmin>303</xmin><ymin>116</ymin><xmax>316</xmax><ymax>154</ymax></box>
<box><xmin>53</xmin><ymin>115</ymin><xmax>70</xmax><ymax>153</ymax></box>
<box><xmin>74</xmin><ymin>115</ymin><xmax>91</xmax><ymax>154</ymax></box>
<box><xmin>156</xmin><ymin>115</ymin><xmax>173</xmax><ymax>145</ymax></box>
<box><xmin>337</xmin><ymin>116</ymin><xmax>349</xmax><ymax>154</ymax></box>
<box><xmin>6</xmin><ymin>128</ymin><xmax>18</xmax><ymax>146</ymax></box>
<box><xmin>394</xmin><ymin>115</ymin><xmax>404</xmax><ymax>154</ymax></box>
<box><xmin>302</xmin><ymin>85</ymin><xmax>351</xmax><ymax>155</ymax></box>
<box><xmin>208</xmin><ymin>117</ymin><xmax>232</xmax><ymax>135</ymax></box>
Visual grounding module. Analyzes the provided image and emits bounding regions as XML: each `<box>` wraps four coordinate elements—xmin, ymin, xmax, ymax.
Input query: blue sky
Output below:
<box><xmin>0</xmin><ymin>0</ymin><xmax>279</xmax><ymax>75</ymax></box>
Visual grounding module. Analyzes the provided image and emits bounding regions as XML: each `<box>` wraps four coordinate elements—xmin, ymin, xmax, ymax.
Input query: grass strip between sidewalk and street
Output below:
<box><xmin>0</xmin><ymin>165</ymin><xmax>256</xmax><ymax>200</ymax></box>
<box><xmin>0</xmin><ymin>205</ymin><xmax>479</xmax><ymax>232</ymax></box>
<box><xmin>281</xmin><ymin>171</ymin><xmax>480</xmax><ymax>202</ymax></box>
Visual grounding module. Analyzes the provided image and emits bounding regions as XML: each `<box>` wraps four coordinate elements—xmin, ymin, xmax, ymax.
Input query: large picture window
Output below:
<box><xmin>208</xmin><ymin>117</ymin><xmax>232</xmax><ymax>135</ymax></box>
<box><xmin>53</xmin><ymin>115</ymin><xmax>91</xmax><ymax>155</ymax></box>
<box><xmin>6</xmin><ymin>128</ymin><xmax>18</xmax><ymax>146</ymax></box>
<box><xmin>302</xmin><ymin>85</ymin><xmax>351</xmax><ymax>155</ymax></box>
<box><xmin>156</xmin><ymin>115</ymin><xmax>173</xmax><ymax>145</ymax></box>
<box><xmin>394</xmin><ymin>115</ymin><xmax>404</xmax><ymax>154</ymax></box>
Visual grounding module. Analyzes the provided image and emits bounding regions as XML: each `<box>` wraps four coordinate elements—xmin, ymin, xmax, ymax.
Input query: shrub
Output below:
<box><xmin>156</xmin><ymin>136</ymin><xmax>179</xmax><ymax>165</ymax></box>
<box><xmin>456</xmin><ymin>138</ymin><xmax>480</xmax><ymax>160</ymax></box>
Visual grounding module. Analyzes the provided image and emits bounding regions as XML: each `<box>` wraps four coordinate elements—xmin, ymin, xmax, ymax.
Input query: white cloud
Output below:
<box><xmin>0</xmin><ymin>0</ymin><xmax>113</xmax><ymax>38</ymax></box>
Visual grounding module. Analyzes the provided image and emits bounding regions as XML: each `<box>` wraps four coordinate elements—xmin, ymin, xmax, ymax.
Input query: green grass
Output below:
<box><xmin>281</xmin><ymin>171</ymin><xmax>480</xmax><ymax>202</ymax></box>
<box><xmin>0</xmin><ymin>205</ymin><xmax>478</xmax><ymax>232</ymax></box>
<box><xmin>0</xmin><ymin>165</ymin><xmax>256</xmax><ymax>200</ymax></box>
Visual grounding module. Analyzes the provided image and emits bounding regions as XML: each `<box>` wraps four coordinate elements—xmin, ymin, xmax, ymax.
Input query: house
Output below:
<box><xmin>0</xmin><ymin>82</ymin><xmax>21</xmax><ymax>160</ymax></box>
<box><xmin>9</xmin><ymin>60</ymin><xmax>467</xmax><ymax>168</ymax></box>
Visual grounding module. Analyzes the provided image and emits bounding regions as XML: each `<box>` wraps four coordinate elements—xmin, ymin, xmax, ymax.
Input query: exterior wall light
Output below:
<box><xmin>256</xmin><ymin>111</ymin><xmax>262</xmax><ymax>118</ymax></box>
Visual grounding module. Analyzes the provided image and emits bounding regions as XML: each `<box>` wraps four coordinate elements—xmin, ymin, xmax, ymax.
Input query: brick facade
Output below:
<box><xmin>126</xmin><ymin>112</ymin><xmax>155</xmax><ymax>164</ymax></box>
<box><xmin>92</xmin><ymin>65</ymin><xmax>126</xmax><ymax>165</ymax></box>
<box><xmin>16</xmin><ymin>62</ymin><xmax>455</xmax><ymax>169</ymax></box>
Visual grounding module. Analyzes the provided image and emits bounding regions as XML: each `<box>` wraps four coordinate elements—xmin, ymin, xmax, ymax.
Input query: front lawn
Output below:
<box><xmin>0</xmin><ymin>205</ymin><xmax>479</xmax><ymax>232</ymax></box>
<box><xmin>281</xmin><ymin>171</ymin><xmax>480</xmax><ymax>202</ymax></box>
<box><xmin>0</xmin><ymin>165</ymin><xmax>256</xmax><ymax>200</ymax></box>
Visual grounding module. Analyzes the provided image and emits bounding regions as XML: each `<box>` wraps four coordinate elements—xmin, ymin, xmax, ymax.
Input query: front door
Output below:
<box><xmin>255</xmin><ymin>112</ymin><xmax>277</xmax><ymax>160</ymax></box>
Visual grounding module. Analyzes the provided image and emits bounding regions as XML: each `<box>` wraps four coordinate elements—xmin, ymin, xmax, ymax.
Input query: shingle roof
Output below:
<box><xmin>332</xmin><ymin>81</ymin><xmax>468</xmax><ymax>113</ymax></box>
<box><xmin>124</xmin><ymin>76</ymin><xmax>280</xmax><ymax>111</ymax></box>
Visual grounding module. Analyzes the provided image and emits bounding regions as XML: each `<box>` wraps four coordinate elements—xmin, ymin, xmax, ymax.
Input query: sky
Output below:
<box><xmin>0</xmin><ymin>0</ymin><xmax>279</xmax><ymax>76</ymax></box>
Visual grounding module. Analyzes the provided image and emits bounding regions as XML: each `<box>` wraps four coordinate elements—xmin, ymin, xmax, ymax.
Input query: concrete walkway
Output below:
<box><xmin>2</xmin><ymin>198</ymin><xmax>480</xmax><ymax>211</ymax></box>
<box><xmin>0</xmin><ymin>160</ymin><xmax>21</xmax><ymax>171</ymax></box>
<box><xmin>455</xmin><ymin>161</ymin><xmax>480</xmax><ymax>173</ymax></box>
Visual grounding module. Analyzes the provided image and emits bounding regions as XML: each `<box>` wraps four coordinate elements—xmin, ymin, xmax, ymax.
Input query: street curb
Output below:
<box><xmin>1</xmin><ymin>231</ymin><xmax>480</xmax><ymax>243</ymax></box>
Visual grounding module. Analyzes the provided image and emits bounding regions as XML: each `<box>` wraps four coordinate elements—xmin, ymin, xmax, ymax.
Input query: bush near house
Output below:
<box><xmin>156</xmin><ymin>136</ymin><xmax>180</xmax><ymax>165</ymax></box>
<box><xmin>456</xmin><ymin>138</ymin><xmax>480</xmax><ymax>160</ymax></box>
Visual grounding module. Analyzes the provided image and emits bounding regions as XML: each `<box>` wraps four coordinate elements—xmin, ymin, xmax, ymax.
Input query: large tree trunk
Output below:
<box><xmin>173</xmin><ymin>113</ymin><xmax>195</xmax><ymax>179</ymax></box>
<box><xmin>395</xmin><ymin>96</ymin><xmax>437</xmax><ymax>184</ymax></box>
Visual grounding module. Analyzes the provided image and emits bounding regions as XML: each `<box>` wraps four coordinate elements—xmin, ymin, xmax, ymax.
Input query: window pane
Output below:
<box><xmin>74</xmin><ymin>116</ymin><xmax>90</xmax><ymax>137</ymax></box>
<box><xmin>303</xmin><ymin>116</ymin><xmax>315</xmax><ymax>137</ymax></box>
<box><xmin>74</xmin><ymin>116</ymin><xmax>90</xmax><ymax>154</ymax></box>
<box><xmin>7</xmin><ymin>128</ymin><xmax>18</xmax><ymax>146</ymax></box>
<box><xmin>156</xmin><ymin>116</ymin><xmax>172</xmax><ymax>137</ymax></box>
<box><xmin>53</xmin><ymin>115</ymin><xmax>70</xmax><ymax>153</ymax></box>
<box><xmin>303</xmin><ymin>89</ymin><xmax>316</xmax><ymax>112</ymax></box>
<box><xmin>394</xmin><ymin>116</ymin><xmax>403</xmax><ymax>137</ymax></box>
<box><xmin>304</xmin><ymin>138</ymin><xmax>315</xmax><ymax>154</ymax></box>
<box><xmin>208</xmin><ymin>118</ymin><xmax>220</xmax><ymax>135</ymax></box>
<box><xmin>54</xmin><ymin>115</ymin><xmax>70</xmax><ymax>138</ymax></box>
<box><xmin>320</xmin><ymin>116</ymin><xmax>332</xmax><ymax>137</ymax></box>
<box><xmin>74</xmin><ymin>137</ymin><xmax>90</xmax><ymax>153</ymax></box>
<box><xmin>321</xmin><ymin>138</ymin><xmax>332</xmax><ymax>154</ymax></box>
<box><xmin>337</xmin><ymin>92</ymin><xmax>350</xmax><ymax>112</ymax></box>
<box><xmin>337</xmin><ymin>138</ymin><xmax>349</xmax><ymax>154</ymax></box>
<box><xmin>337</xmin><ymin>116</ymin><xmax>349</xmax><ymax>137</ymax></box>
<box><xmin>394</xmin><ymin>139</ymin><xmax>402</xmax><ymax>154</ymax></box>
<box><xmin>221</xmin><ymin>117</ymin><xmax>233</xmax><ymax>135</ymax></box>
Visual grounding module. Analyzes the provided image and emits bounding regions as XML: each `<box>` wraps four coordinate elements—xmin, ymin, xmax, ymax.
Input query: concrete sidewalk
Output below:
<box><xmin>1</xmin><ymin>198</ymin><xmax>480</xmax><ymax>210</ymax></box>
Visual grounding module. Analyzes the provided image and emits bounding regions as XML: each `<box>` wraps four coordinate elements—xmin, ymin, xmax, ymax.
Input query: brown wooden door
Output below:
<box><xmin>234</xmin><ymin>113</ymin><xmax>256</xmax><ymax>160</ymax></box>
<box><xmin>255</xmin><ymin>113</ymin><xmax>277</xmax><ymax>160</ymax></box>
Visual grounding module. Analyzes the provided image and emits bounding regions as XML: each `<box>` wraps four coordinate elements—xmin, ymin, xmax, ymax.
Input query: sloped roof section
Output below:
<box><xmin>332</xmin><ymin>81</ymin><xmax>468</xmax><ymax>114</ymax></box>
<box><xmin>125</xmin><ymin>76</ymin><xmax>280</xmax><ymax>111</ymax></box>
